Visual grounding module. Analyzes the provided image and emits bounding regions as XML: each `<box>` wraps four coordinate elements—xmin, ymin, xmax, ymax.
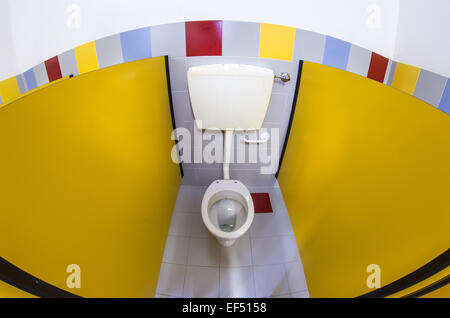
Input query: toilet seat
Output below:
<box><xmin>201</xmin><ymin>179</ymin><xmax>254</xmax><ymax>246</ymax></box>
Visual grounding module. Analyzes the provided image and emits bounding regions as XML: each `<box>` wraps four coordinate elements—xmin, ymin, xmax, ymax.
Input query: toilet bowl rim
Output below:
<box><xmin>201</xmin><ymin>180</ymin><xmax>254</xmax><ymax>240</ymax></box>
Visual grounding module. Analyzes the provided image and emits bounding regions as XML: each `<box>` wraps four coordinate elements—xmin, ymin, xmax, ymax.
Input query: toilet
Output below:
<box><xmin>187</xmin><ymin>64</ymin><xmax>274</xmax><ymax>246</ymax></box>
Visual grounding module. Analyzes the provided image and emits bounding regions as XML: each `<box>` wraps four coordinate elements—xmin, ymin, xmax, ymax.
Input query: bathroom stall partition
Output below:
<box><xmin>0</xmin><ymin>56</ymin><xmax>181</xmax><ymax>297</ymax></box>
<box><xmin>278</xmin><ymin>61</ymin><xmax>450</xmax><ymax>298</ymax></box>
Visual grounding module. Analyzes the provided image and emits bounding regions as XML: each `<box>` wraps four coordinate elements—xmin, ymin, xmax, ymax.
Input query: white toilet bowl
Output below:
<box><xmin>201</xmin><ymin>179</ymin><xmax>254</xmax><ymax>247</ymax></box>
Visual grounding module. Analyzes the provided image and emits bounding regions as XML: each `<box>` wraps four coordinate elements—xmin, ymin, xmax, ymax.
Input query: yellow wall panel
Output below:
<box><xmin>392</xmin><ymin>62</ymin><xmax>421</xmax><ymax>95</ymax></box>
<box><xmin>0</xmin><ymin>77</ymin><xmax>21</xmax><ymax>105</ymax></box>
<box><xmin>74</xmin><ymin>41</ymin><xmax>99</xmax><ymax>74</ymax></box>
<box><xmin>0</xmin><ymin>280</ymin><xmax>37</xmax><ymax>298</ymax></box>
<box><xmin>278</xmin><ymin>62</ymin><xmax>450</xmax><ymax>297</ymax></box>
<box><xmin>0</xmin><ymin>57</ymin><xmax>180</xmax><ymax>297</ymax></box>
<box><xmin>259</xmin><ymin>23</ymin><xmax>296</xmax><ymax>61</ymax></box>
<box><xmin>420</xmin><ymin>283</ymin><xmax>450</xmax><ymax>298</ymax></box>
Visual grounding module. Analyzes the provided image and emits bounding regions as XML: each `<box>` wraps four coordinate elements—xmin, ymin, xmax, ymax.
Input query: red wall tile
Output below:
<box><xmin>367</xmin><ymin>52</ymin><xmax>389</xmax><ymax>83</ymax></box>
<box><xmin>44</xmin><ymin>56</ymin><xmax>62</xmax><ymax>82</ymax></box>
<box><xmin>185</xmin><ymin>21</ymin><xmax>222</xmax><ymax>56</ymax></box>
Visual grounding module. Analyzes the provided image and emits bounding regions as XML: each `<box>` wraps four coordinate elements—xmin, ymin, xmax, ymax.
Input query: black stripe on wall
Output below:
<box><xmin>0</xmin><ymin>257</ymin><xmax>81</xmax><ymax>298</ymax></box>
<box><xmin>164</xmin><ymin>55</ymin><xmax>184</xmax><ymax>178</ymax></box>
<box><xmin>403</xmin><ymin>275</ymin><xmax>450</xmax><ymax>298</ymax></box>
<box><xmin>275</xmin><ymin>59</ymin><xmax>304</xmax><ymax>178</ymax></box>
<box><xmin>358</xmin><ymin>249</ymin><xmax>450</xmax><ymax>298</ymax></box>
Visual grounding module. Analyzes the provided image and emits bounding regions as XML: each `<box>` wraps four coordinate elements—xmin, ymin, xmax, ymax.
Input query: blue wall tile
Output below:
<box><xmin>24</xmin><ymin>68</ymin><xmax>38</xmax><ymax>91</ymax></box>
<box><xmin>120</xmin><ymin>27</ymin><xmax>152</xmax><ymax>62</ymax></box>
<box><xmin>438</xmin><ymin>79</ymin><xmax>450</xmax><ymax>115</ymax></box>
<box><xmin>323</xmin><ymin>36</ymin><xmax>351</xmax><ymax>70</ymax></box>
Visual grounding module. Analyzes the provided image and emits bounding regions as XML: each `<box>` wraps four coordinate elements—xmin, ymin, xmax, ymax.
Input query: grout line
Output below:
<box><xmin>248</xmin><ymin>234</ymin><xmax>258</xmax><ymax>298</ymax></box>
<box><xmin>284</xmin><ymin>262</ymin><xmax>293</xmax><ymax>294</ymax></box>
<box><xmin>181</xmin><ymin>238</ymin><xmax>191</xmax><ymax>297</ymax></box>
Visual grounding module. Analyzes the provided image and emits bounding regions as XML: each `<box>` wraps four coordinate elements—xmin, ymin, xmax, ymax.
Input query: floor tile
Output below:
<box><xmin>156</xmin><ymin>263</ymin><xmax>186</xmax><ymax>297</ymax></box>
<box><xmin>250</xmin><ymin>212</ymin><xmax>294</xmax><ymax>237</ymax></box>
<box><xmin>189</xmin><ymin>212</ymin><xmax>211</xmax><ymax>238</ymax></box>
<box><xmin>183</xmin><ymin>266</ymin><xmax>220</xmax><ymax>297</ymax></box>
<box><xmin>291</xmin><ymin>290</ymin><xmax>310</xmax><ymax>298</ymax></box>
<box><xmin>251</xmin><ymin>193</ymin><xmax>273</xmax><ymax>213</ymax></box>
<box><xmin>220</xmin><ymin>267</ymin><xmax>256</xmax><ymax>298</ymax></box>
<box><xmin>155</xmin><ymin>293</ymin><xmax>177</xmax><ymax>298</ymax></box>
<box><xmin>162</xmin><ymin>236</ymin><xmax>189</xmax><ymax>265</ymax></box>
<box><xmin>169</xmin><ymin>213</ymin><xmax>192</xmax><ymax>236</ymax></box>
<box><xmin>251</xmin><ymin>235</ymin><xmax>299</xmax><ymax>265</ymax></box>
<box><xmin>253</xmin><ymin>263</ymin><xmax>289</xmax><ymax>297</ymax></box>
<box><xmin>285</xmin><ymin>260</ymin><xmax>308</xmax><ymax>293</ymax></box>
<box><xmin>221</xmin><ymin>236</ymin><xmax>252</xmax><ymax>267</ymax></box>
<box><xmin>272</xmin><ymin>293</ymin><xmax>291</xmax><ymax>298</ymax></box>
<box><xmin>187</xmin><ymin>237</ymin><xmax>220</xmax><ymax>266</ymax></box>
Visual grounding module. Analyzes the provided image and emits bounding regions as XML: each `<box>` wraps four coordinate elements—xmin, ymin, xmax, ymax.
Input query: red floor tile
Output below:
<box><xmin>251</xmin><ymin>193</ymin><xmax>273</xmax><ymax>213</ymax></box>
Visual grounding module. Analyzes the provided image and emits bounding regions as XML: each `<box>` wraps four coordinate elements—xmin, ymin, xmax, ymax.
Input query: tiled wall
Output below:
<box><xmin>170</xmin><ymin>55</ymin><xmax>298</xmax><ymax>186</ymax></box>
<box><xmin>0</xmin><ymin>21</ymin><xmax>448</xmax><ymax>118</ymax></box>
<box><xmin>1</xmin><ymin>21</ymin><xmax>448</xmax><ymax>112</ymax></box>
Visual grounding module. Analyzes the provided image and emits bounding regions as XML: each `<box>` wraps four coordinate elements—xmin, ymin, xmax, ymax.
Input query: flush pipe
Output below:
<box><xmin>223</xmin><ymin>130</ymin><xmax>233</xmax><ymax>180</ymax></box>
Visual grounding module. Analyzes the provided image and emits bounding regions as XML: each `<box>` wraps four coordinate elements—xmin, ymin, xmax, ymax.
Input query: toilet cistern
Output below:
<box><xmin>187</xmin><ymin>64</ymin><xmax>274</xmax><ymax>246</ymax></box>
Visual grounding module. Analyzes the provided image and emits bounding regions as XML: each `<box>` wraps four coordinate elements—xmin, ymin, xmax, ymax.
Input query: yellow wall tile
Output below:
<box><xmin>392</xmin><ymin>62</ymin><xmax>421</xmax><ymax>95</ymax></box>
<box><xmin>74</xmin><ymin>41</ymin><xmax>99</xmax><ymax>74</ymax></box>
<box><xmin>0</xmin><ymin>77</ymin><xmax>21</xmax><ymax>105</ymax></box>
<box><xmin>259</xmin><ymin>23</ymin><xmax>296</xmax><ymax>61</ymax></box>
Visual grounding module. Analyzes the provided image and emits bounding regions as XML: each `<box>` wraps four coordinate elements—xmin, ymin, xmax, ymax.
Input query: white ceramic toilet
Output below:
<box><xmin>187</xmin><ymin>64</ymin><xmax>274</xmax><ymax>246</ymax></box>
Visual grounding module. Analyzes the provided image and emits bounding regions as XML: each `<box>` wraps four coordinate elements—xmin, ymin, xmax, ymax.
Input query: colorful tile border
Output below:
<box><xmin>1</xmin><ymin>21</ymin><xmax>449</xmax><ymax>115</ymax></box>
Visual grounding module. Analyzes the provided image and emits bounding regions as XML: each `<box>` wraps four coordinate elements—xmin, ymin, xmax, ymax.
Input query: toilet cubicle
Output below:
<box><xmin>1</xmin><ymin>20</ymin><xmax>449</xmax><ymax>298</ymax></box>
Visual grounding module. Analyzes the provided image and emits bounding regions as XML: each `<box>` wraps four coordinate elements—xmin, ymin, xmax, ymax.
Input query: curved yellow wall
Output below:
<box><xmin>0</xmin><ymin>56</ymin><xmax>180</xmax><ymax>297</ymax></box>
<box><xmin>0</xmin><ymin>281</ymin><xmax>36</xmax><ymax>298</ymax></box>
<box><xmin>278</xmin><ymin>62</ymin><xmax>450</xmax><ymax>297</ymax></box>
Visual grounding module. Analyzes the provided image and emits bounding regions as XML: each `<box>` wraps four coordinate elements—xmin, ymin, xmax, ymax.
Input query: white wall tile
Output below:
<box><xmin>169</xmin><ymin>57</ymin><xmax>187</xmax><ymax>91</ymax></box>
<box><xmin>173</xmin><ymin>185</ymin><xmax>205</xmax><ymax>213</ymax></box>
<box><xmin>172</xmin><ymin>91</ymin><xmax>194</xmax><ymax>122</ymax></box>
<box><xmin>151</xmin><ymin>22</ymin><xmax>186</xmax><ymax>57</ymax></box>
